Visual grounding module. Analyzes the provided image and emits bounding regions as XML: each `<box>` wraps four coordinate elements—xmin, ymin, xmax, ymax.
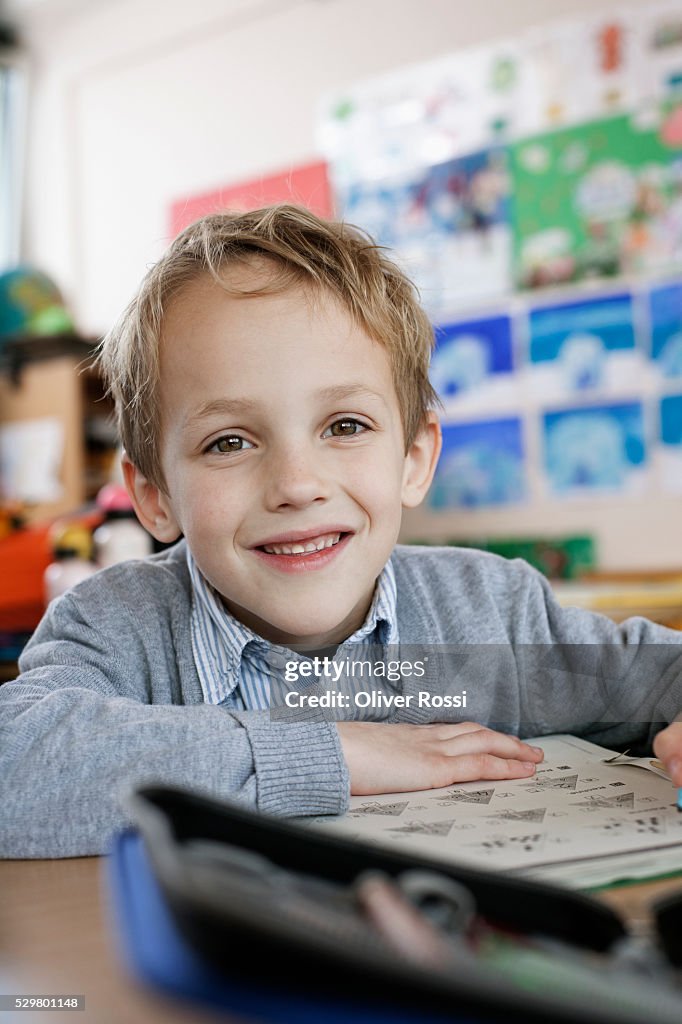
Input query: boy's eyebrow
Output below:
<box><xmin>315</xmin><ymin>383</ymin><xmax>388</xmax><ymax>406</ymax></box>
<box><xmin>185</xmin><ymin>385</ymin><xmax>387</xmax><ymax>428</ymax></box>
<box><xmin>184</xmin><ymin>398</ymin><xmax>259</xmax><ymax>428</ymax></box>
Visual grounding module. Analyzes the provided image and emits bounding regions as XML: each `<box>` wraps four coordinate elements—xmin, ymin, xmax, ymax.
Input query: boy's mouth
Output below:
<box><xmin>252</xmin><ymin>529</ymin><xmax>353</xmax><ymax>571</ymax></box>
<box><xmin>261</xmin><ymin>531</ymin><xmax>344</xmax><ymax>556</ymax></box>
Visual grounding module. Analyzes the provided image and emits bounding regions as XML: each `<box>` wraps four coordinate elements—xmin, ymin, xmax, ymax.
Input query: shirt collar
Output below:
<box><xmin>187</xmin><ymin>548</ymin><xmax>399</xmax><ymax>706</ymax></box>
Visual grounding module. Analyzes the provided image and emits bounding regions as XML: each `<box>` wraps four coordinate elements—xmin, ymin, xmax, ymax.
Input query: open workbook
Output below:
<box><xmin>309</xmin><ymin>735</ymin><xmax>682</xmax><ymax>889</ymax></box>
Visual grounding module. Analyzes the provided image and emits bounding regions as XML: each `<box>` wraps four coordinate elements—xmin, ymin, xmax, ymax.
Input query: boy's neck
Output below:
<box><xmin>286</xmin><ymin>643</ymin><xmax>339</xmax><ymax>660</ymax></box>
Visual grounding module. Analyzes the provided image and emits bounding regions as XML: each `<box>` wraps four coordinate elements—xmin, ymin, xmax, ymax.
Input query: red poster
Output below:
<box><xmin>169</xmin><ymin>160</ymin><xmax>333</xmax><ymax>237</ymax></box>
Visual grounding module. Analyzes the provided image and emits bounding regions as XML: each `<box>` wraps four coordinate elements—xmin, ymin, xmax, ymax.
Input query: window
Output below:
<box><xmin>0</xmin><ymin>42</ymin><xmax>26</xmax><ymax>270</ymax></box>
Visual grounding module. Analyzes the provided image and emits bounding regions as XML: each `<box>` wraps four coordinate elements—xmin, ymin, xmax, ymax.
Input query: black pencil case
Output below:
<box><xmin>124</xmin><ymin>784</ymin><xmax>682</xmax><ymax>1024</ymax></box>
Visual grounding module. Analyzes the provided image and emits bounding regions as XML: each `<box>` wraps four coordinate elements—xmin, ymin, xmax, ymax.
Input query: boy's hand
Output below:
<box><xmin>336</xmin><ymin>721</ymin><xmax>544</xmax><ymax>795</ymax></box>
<box><xmin>653</xmin><ymin>722</ymin><xmax>682</xmax><ymax>785</ymax></box>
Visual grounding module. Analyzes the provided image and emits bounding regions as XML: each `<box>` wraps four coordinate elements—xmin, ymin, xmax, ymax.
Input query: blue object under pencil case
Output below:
<box><xmin>108</xmin><ymin>785</ymin><xmax>682</xmax><ymax>1024</ymax></box>
<box><xmin>107</xmin><ymin>828</ymin><xmax>461</xmax><ymax>1024</ymax></box>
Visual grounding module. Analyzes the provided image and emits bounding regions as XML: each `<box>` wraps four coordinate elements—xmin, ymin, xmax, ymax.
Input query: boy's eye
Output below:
<box><xmin>208</xmin><ymin>435</ymin><xmax>254</xmax><ymax>454</ymax></box>
<box><xmin>323</xmin><ymin>418</ymin><xmax>367</xmax><ymax>438</ymax></box>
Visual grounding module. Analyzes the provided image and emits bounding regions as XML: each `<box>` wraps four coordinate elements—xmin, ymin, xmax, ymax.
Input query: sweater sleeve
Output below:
<box><xmin>506</xmin><ymin>559</ymin><xmax>682</xmax><ymax>752</ymax></box>
<box><xmin>0</xmin><ymin>591</ymin><xmax>349</xmax><ymax>859</ymax></box>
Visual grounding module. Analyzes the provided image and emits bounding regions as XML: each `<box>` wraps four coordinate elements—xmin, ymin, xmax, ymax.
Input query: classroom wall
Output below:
<box><xmin>15</xmin><ymin>0</ymin><xmax>674</xmax><ymax>571</ymax></box>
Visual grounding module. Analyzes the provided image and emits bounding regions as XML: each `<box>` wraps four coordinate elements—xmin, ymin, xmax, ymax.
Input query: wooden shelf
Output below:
<box><xmin>0</xmin><ymin>332</ymin><xmax>98</xmax><ymax>382</ymax></box>
<box><xmin>0</xmin><ymin>333</ymin><xmax>118</xmax><ymax>521</ymax></box>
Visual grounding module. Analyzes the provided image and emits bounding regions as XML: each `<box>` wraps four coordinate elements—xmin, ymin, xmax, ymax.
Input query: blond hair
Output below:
<box><xmin>96</xmin><ymin>203</ymin><xmax>440</xmax><ymax>490</ymax></box>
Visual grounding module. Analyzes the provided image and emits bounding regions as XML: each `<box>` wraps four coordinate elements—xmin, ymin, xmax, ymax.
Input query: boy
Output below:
<box><xmin>1</xmin><ymin>204</ymin><xmax>681</xmax><ymax>858</ymax></box>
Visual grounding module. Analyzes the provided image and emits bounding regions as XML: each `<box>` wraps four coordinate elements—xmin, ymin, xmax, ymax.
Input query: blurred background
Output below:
<box><xmin>3</xmin><ymin>0</ymin><xmax>682</xmax><ymax>676</ymax></box>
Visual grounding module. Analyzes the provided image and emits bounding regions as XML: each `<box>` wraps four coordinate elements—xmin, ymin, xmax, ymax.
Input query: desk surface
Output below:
<box><xmin>1</xmin><ymin>856</ymin><xmax>681</xmax><ymax>1024</ymax></box>
<box><xmin>0</xmin><ymin>857</ymin><xmax>241</xmax><ymax>1024</ymax></box>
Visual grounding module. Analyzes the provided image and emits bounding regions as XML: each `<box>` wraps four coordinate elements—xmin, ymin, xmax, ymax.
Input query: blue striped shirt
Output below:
<box><xmin>187</xmin><ymin>549</ymin><xmax>399</xmax><ymax>711</ymax></box>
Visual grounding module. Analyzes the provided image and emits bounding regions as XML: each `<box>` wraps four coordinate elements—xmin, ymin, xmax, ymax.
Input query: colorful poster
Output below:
<box><xmin>423</xmin><ymin>150</ymin><xmax>510</xmax><ymax>235</ymax></box>
<box><xmin>430</xmin><ymin>314</ymin><xmax>515</xmax><ymax>413</ymax></box>
<box><xmin>428</xmin><ymin>417</ymin><xmax>526</xmax><ymax>510</ymax></box>
<box><xmin>340</xmin><ymin>148</ymin><xmax>511</xmax><ymax>315</ymax></box>
<box><xmin>518</xmin><ymin>15</ymin><xmax>638</xmax><ymax>137</ymax></box>
<box><xmin>318</xmin><ymin>44</ymin><xmax>524</xmax><ymax>187</ymax></box>
<box><xmin>658</xmin><ymin>393</ymin><xmax>682</xmax><ymax>492</ymax></box>
<box><xmin>527</xmin><ymin>292</ymin><xmax>640</xmax><ymax>397</ymax></box>
<box><xmin>542</xmin><ymin>401</ymin><xmax>647</xmax><ymax>495</ymax></box>
<box><xmin>340</xmin><ymin>174</ymin><xmax>426</xmax><ymax>250</ymax></box>
<box><xmin>640</xmin><ymin>3</ymin><xmax>682</xmax><ymax>101</ymax></box>
<box><xmin>338</xmin><ymin>171</ymin><xmax>443</xmax><ymax>312</ymax></box>
<box><xmin>169</xmin><ymin>161</ymin><xmax>333</xmax><ymax>237</ymax></box>
<box><xmin>318</xmin><ymin>8</ymin><xmax>673</xmax><ymax>194</ymax></box>
<box><xmin>581</xmin><ymin>14</ymin><xmax>641</xmax><ymax>117</ymax></box>
<box><xmin>510</xmin><ymin>106</ymin><xmax>682</xmax><ymax>290</ymax></box>
<box><xmin>649</xmin><ymin>281</ymin><xmax>682</xmax><ymax>377</ymax></box>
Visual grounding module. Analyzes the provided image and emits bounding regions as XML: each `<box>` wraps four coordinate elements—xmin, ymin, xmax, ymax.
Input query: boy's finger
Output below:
<box><xmin>445</xmin><ymin>754</ymin><xmax>538</xmax><ymax>782</ymax></box>
<box><xmin>653</xmin><ymin>723</ymin><xmax>682</xmax><ymax>784</ymax></box>
<box><xmin>653</xmin><ymin>721</ymin><xmax>682</xmax><ymax>760</ymax></box>
<box><xmin>423</xmin><ymin>723</ymin><xmax>544</xmax><ymax>762</ymax></box>
<box><xmin>423</xmin><ymin>721</ymin><xmax>488</xmax><ymax>739</ymax></box>
<box><xmin>441</xmin><ymin>730</ymin><xmax>543</xmax><ymax>761</ymax></box>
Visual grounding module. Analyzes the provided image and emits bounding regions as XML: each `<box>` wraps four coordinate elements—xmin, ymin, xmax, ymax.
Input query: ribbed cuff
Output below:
<box><xmin>241</xmin><ymin>716</ymin><xmax>350</xmax><ymax>817</ymax></box>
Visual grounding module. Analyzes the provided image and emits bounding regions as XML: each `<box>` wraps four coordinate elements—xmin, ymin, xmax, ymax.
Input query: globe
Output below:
<box><xmin>0</xmin><ymin>267</ymin><xmax>74</xmax><ymax>347</ymax></box>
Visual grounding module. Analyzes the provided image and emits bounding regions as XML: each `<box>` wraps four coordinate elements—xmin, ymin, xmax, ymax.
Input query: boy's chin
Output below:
<box><xmin>266</xmin><ymin>620</ymin><xmax>350</xmax><ymax>649</ymax></box>
<box><xmin>256</xmin><ymin>607</ymin><xmax>364</xmax><ymax>649</ymax></box>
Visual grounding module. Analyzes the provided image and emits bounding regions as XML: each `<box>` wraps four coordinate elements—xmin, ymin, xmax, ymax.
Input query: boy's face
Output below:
<box><xmin>126</xmin><ymin>268</ymin><xmax>440</xmax><ymax>648</ymax></box>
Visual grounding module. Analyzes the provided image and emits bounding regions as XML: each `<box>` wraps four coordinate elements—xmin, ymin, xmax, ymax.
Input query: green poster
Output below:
<box><xmin>510</xmin><ymin>104</ymin><xmax>682</xmax><ymax>289</ymax></box>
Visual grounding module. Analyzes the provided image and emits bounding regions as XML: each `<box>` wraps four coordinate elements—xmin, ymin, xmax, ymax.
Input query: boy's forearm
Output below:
<box><xmin>0</xmin><ymin>676</ymin><xmax>348</xmax><ymax>858</ymax></box>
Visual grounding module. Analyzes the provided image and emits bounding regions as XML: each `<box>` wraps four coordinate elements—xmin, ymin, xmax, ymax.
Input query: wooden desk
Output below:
<box><xmin>0</xmin><ymin>857</ymin><xmax>243</xmax><ymax>1024</ymax></box>
<box><xmin>1</xmin><ymin>857</ymin><xmax>680</xmax><ymax>1024</ymax></box>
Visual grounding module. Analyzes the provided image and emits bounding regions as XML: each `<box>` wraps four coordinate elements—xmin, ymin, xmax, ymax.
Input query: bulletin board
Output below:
<box><xmin>316</xmin><ymin>2</ymin><xmax>682</xmax><ymax>567</ymax></box>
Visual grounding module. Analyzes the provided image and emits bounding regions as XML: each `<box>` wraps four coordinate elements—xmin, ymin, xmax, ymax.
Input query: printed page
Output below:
<box><xmin>310</xmin><ymin>735</ymin><xmax>682</xmax><ymax>883</ymax></box>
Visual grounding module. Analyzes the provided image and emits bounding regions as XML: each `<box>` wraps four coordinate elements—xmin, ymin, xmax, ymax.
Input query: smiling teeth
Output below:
<box><xmin>263</xmin><ymin>533</ymin><xmax>342</xmax><ymax>555</ymax></box>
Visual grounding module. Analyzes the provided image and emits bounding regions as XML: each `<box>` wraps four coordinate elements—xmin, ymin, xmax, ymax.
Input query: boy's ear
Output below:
<box><xmin>401</xmin><ymin>411</ymin><xmax>442</xmax><ymax>509</ymax></box>
<box><xmin>121</xmin><ymin>452</ymin><xmax>182</xmax><ymax>543</ymax></box>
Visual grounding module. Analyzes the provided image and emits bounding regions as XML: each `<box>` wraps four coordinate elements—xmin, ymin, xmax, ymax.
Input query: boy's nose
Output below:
<box><xmin>262</xmin><ymin>447</ymin><xmax>332</xmax><ymax>511</ymax></box>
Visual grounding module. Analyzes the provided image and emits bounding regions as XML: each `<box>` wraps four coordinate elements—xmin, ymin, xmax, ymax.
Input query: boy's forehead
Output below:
<box><xmin>164</xmin><ymin>261</ymin><xmax>324</xmax><ymax>321</ymax></box>
<box><xmin>155</xmin><ymin>268</ymin><xmax>407</xmax><ymax>447</ymax></box>
<box><xmin>159</xmin><ymin>267</ymin><xmax>395</xmax><ymax>386</ymax></box>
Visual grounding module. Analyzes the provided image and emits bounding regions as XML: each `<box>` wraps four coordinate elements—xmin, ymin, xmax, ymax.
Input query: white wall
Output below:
<box><xmin>15</xmin><ymin>0</ymin><xmax>677</xmax><ymax>570</ymax></box>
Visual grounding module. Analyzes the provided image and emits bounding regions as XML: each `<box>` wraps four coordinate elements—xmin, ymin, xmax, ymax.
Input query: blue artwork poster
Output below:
<box><xmin>542</xmin><ymin>401</ymin><xmax>647</xmax><ymax>496</ymax></box>
<box><xmin>431</xmin><ymin>314</ymin><xmax>514</xmax><ymax>402</ymax></box>
<box><xmin>339</xmin><ymin>176</ymin><xmax>425</xmax><ymax>250</ymax></box>
<box><xmin>428</xmin><ymin>417</ymin><xmax>526</xmax><ymax>510</ymax></box>
<box><xmin>659</xmin><ymin>394</ymin><xmax>682</xmax><ymax>493</ymax></box>
<box><xmin>527</xmin><ymin>293</ymin><xmax>640</xmax><ymax>398</ymax></box>
<box><xmin>423</xmin><ymin>149</ymin><xmax>510</xmax><ymax>235</ymax></box>
<box><xmin>649</xmin><ymin>283</ymin><xmax>682</xmax><ymax>379</ymax></box>
<box><xmin>339</xmin><ymin>147</ymin><xmax>511</xmax><ymax>315</ymax></box>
